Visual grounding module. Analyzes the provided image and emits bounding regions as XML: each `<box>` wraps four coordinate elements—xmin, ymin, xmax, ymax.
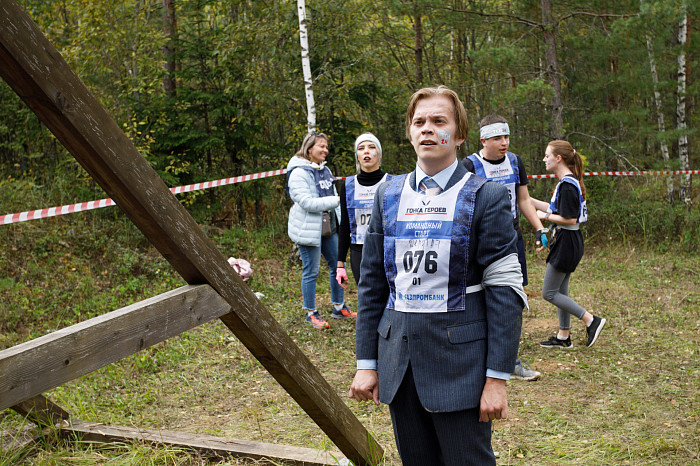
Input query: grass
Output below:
<box><xmin>1</xmin><ymin>209</ymin><xmax>699</xmax><ymax>464</ymax></box>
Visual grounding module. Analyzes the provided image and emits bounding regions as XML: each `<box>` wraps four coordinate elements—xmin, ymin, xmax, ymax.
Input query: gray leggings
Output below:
<box><xmin>542</xmin><ymin>264</ymin><xmax>587</xmax><ymax>330</ymax></box>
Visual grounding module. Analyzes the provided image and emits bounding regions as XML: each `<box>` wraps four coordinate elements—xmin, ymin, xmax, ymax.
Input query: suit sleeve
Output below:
<box><xmin>355</xmin><ymin>183</ymin><xmax>390</xmax><ymax>361</ymax></box>
<box><xmin>473</xmin><ymin>182</ymin><xmax>523</xmax><ymax>374</ymax></box>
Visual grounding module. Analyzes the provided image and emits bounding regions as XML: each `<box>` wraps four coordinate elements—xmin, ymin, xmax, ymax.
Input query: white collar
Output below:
<box><xmin>415</xmin><ymin>158</ymin><xmax>458</xmax><ymax>191</ymax></box>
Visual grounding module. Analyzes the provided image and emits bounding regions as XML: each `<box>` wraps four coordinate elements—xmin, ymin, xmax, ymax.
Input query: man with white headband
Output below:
<box><xmin>462</xmin><ymin>114</ymin><xmax>548</xmax><ymax>382</ymax></box>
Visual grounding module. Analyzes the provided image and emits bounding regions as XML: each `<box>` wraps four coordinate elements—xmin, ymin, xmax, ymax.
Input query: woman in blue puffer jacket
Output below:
<box><xmin>287</xmin><ymin>132</ymin><xmax>353</xmax><ymax>329</ymax></box>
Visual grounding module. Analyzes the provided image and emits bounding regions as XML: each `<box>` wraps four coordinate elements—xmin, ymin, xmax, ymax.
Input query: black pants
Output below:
<box><xmin>389</xmin><ymin>364</ymin><xmax>496</xmax><ymax>466</ymax></box>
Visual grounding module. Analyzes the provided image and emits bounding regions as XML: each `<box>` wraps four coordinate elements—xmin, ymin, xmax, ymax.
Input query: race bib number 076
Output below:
<box><xmin>394</xmin><ymin>238</ymin><xmax>451</xmax><ymax>312</ymax></box>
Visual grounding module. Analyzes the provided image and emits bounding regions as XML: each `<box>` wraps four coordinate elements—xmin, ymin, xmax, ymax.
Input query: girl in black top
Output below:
<box><xmin>336</xmin><ymin>133</ymin><xmax>390</xmax><ymax>289</ymax></box>
<box><xmin>531</xmin><ymin>140</ymin><xmax>606</xmax><ymax>348</ymax></box>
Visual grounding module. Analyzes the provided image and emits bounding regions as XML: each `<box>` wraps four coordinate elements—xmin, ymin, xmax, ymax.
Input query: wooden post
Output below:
<box><xmin>0</xmin><ymin>2</ymin><xmax>382</xmax><ymax>464</ymax></box>
<box><xmin>11</xmin><ymin>395</ymin><xmax>69</xmax><ymax>428</ymax></box>
<box><xmin>0</xmin><ymin>286</ymin><xmax>231</xmax><ymax>410</ymax></box>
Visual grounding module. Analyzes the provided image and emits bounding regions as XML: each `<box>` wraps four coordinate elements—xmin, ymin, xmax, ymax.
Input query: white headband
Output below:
<box><xmin>354</xmin><ymin>133</ymin><xmax>382</xmax><ymax>156</ymax></box>
<box><xmin>480</xmin><ymin>122</ymin><xmax>510</xmax><ymax>140</ymax></box>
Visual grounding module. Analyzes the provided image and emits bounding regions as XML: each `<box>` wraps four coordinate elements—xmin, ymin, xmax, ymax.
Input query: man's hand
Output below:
<box><xmin>479</xmin><ymin>377</ymin><xmax>508</xmax><ymax>422</ymax></box>
<box><xmin>349</xmin><ymin>369</ymin><xmax>379</xmax><ymax>406</ymax></box>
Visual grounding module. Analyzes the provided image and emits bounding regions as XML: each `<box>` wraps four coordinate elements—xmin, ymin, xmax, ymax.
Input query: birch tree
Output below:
<box><xmin>676</xmin><ymin>1</ymin><xmax>691</xmax><ymax>204</ymax></box>
<box><xmin>297</xmin><ymin>0</ymin><xmax>316</xmax><ymax>133</ymax></box>
<box><xmin>643</xmin><ymin>0</ymin><xmax>674</xmax><ymax>201</ymax></box>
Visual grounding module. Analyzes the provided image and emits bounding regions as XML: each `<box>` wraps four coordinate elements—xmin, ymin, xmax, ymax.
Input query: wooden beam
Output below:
<box><xmin>0</xmin><ymin>3</ymin><xmax>382</xmax><ymax>464</ymax></box>
<box><xmin>10</xmin><ymin>394</ymin><xmax>70</xmax><ymax>428</ymax></box>
<box><xmin>0</xmin><ymin>285</ymin><xmax>230</xmax><ymax>411</ymax></box>
<box><xmin>63</xmin><ymin>420</ymin><xmax>345</xmax><ymax>466</ymax></box>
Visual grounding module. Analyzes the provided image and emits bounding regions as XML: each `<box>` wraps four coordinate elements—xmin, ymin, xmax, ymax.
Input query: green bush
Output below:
<box><xmin>526</xmin><ymin>175</ymin><xmax>698</xmax><ymax>252</ymax></box>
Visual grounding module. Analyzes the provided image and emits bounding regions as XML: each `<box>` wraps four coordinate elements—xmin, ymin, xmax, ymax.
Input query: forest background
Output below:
<box><xmin>1</xmin><ymin>0</ymin><xmax>698</xmax><ymax>223</ymax></box>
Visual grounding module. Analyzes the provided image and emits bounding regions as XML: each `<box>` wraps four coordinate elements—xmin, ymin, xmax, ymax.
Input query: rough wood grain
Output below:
<box><xmin>0</xmin><ymin>2</ymin><xmax>382</xmax><ymax>464</ymax></box>
<box><xmin>64</xmin><ymin>420</ymin><xmax>345</xmax><ymax>466</ymax></box>
<box><xmin>0</xmin><ymin>285</ymin><xmax>230</xmax><ymax>411</ymax></box>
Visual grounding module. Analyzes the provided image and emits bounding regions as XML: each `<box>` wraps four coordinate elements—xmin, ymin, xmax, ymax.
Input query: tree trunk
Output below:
<box><xmin>193</xmin><ymin>1</ymin><xmax>213</xmax><ymax>175</ymax></box>
<box><xmin>131</xmin><ymin>1</ymin><xmax>141</xmax><ymax>103</ymax></box>
<box><xmin>643</xmin><ymin>0</ymin><xmax>674</xmax><ymax>202</ymax></box>
<box><xmin>541</xmin><ymin>0</ymin><xmax>564</xmax><ymax>139</ymax></box>
<box><xmin>162</xmin><ymin>0</ymin><xmax>177</xmax><ymax>98</ymax></box>
<box><xmin>676</xmin><ymin>2</ymin><xmax>691</xmax><ymax>204</ymax></box>
<box><xmin>297</xmin><ymin>0</ymin><xmax>316</xmax><ymax>132</ymax></box>
<box><xmin>414</xmin><ymin>3</ymin><xmax>423</xmax><ymax>86</ymax></box>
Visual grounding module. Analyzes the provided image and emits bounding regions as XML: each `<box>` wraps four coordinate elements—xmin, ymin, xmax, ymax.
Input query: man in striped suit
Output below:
<box><xmin>349</xmin><ymin>86</ymin><xmax>525</xmax><ymax>465</ymax></box>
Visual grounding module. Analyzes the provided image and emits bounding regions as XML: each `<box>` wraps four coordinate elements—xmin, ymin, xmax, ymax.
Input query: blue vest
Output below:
<box><xmin>345</xmin><ymin>174</ymin><xmax>390</xmax><ymax>245</ymax></box>
<box><xmin>548</xmin><ymin>175</ymin><xmax>587</xmax><ymax>223</ymax></box>
<box><xmin>381</xmin><ymin>172</ymin><xmax>487</xmax><ymax>313</ymax></box>
<box><xmin>286</xmin><ymin>165</ymin><xmax>336</xmax><ymax>197</ymax></box>
<box><xmin>467</xmin><ymin>151</ymin><xmax>520</xmax><ymax>219</ymax></box>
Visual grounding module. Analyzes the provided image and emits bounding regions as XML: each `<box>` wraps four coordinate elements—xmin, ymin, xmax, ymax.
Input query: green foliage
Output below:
<box><xmin>2</xmin><ymin>0</ymin><xmax>697</xmax><ymax>222</ymax></box>
<box><xmin>526</xmin><ymin>174</ymin><xmax>699</xmax><ymax>254</ymax></box>
<box><xmin>585</xmin><ymin>176</ymin><xmax>700</xmax><ymax>251</ymax></box>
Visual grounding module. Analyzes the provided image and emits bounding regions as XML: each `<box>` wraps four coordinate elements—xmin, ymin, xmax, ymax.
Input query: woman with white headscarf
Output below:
<box><xmin>336</xmin><ymin>133</ymin><xmax>391</xmax><ymax>290</ymax></box>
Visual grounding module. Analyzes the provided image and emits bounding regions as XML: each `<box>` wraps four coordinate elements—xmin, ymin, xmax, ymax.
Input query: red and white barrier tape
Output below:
<box><xmin>529</xmin><ymin>169</ymin><xmax>700</xmax><ymax>179</ymax></box>
<box><xmin>169</xmin><ymin>169</ymin><xmax>287</xmax><ymax>194</ymax></box>
<box><xmin>2</xmin><ymin>168</ymin><xmax>697</xmax><ymax>226</ymax></box>
<box><xmin>1</xmin><ymin>168</ymin><xmax>287</xmax><ymax>226</ymax></box>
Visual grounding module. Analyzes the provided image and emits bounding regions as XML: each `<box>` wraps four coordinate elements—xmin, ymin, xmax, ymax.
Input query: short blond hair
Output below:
<box><xmin>405</xmin><ymin>86</ymin><xmax>469</xmax><ymax>141</ymax></box>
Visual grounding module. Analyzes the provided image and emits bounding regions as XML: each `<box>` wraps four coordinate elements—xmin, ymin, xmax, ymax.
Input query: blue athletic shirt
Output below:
<box><xmin>548</xmin><ymin>175</ymin><xmax>587</xmax><ymax>223</ymax></box>
<box><xmin>546</xmin><ymin>175</ymin><xmax>586</xmax><ymax>272</ymax></box>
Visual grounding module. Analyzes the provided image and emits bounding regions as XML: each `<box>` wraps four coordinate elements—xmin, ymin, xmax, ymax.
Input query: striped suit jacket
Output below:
<box><xmin>355</xmin><ymin>162</ymin><xmax>523</xmax><ymax>412</ymax></box>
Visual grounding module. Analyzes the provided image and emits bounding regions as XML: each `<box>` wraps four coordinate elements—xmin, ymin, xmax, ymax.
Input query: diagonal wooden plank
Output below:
<box><xmin>0</xmin><ymin>3</ymin><xmax>382</xmax><ymax>464</ymax></box>
<box><xmin>63</xmin><ymin>420</ymin><xmax>346</xmax><ymax>465</ymax></box>
<box><xmin>0</xmin><ymin>285</ymin><xmax>230</xmax><ymax>411</ymax></box>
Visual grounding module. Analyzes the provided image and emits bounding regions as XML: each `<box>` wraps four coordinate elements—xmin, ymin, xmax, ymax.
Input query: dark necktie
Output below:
<box><xmin>419</xmin><ymin>177</ymin><xmax>442</xmax><ymax>196</ymax></box>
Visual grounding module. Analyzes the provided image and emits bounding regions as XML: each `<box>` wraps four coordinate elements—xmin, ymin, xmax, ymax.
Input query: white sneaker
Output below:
<box><xmin>511</xmin><ymin>359</ymin><xmax>541</xmax><ymax>381</ymax></box>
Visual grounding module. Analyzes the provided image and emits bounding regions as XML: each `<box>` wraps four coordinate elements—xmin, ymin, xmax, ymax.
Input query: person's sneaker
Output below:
<box><xmin>331</xmin><ymin>304</ymin><xmax>356</xmax><ymax>319</ymax></box>
<box><xmin>540</xmin><ymin>335</ymin><xmax>573</xmax><ymax>349</ymax></box>
<box><xmin>511</xmin><ymin>359</ymin><xmax>541</xmax><ymax>381</ymax></box>
<box><xmin>586</xmin><ymin>316</ymin><xmax>606</xmax><ymax>347</ymax></box>
<box><xmin>305</xmin><ymin>311</ymin><xmax>330</xmax><ymax>329</ymax></box>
